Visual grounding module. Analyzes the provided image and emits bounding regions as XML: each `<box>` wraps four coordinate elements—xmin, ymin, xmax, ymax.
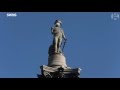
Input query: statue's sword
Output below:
<box><xmin>62</xmin><ymin>39</ymin><xmax>67</xmax><ymax>52</ymax></box>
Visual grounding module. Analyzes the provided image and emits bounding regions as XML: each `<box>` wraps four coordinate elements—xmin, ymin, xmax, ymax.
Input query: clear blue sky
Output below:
<box><xmin>0</xmin><ymin>12</ymin><xmax>120</xmax><ymax>78</ymax></box>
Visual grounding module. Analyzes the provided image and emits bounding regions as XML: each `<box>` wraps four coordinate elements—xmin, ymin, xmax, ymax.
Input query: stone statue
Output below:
<box><xmin>51</xmin><ymin>20</ymin><xmax>67</xmax><ymax>54</ymax></box>
<box><xmin>38</xmin><ymin>20</ymin><xmax>81</xmax><ymax>78</ymax></box>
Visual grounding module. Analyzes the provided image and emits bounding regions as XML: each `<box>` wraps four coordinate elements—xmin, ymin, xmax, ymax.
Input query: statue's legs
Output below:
<box><xmin>54</xmin><ymin>36</ymin><xmax>58</xmax><ymax>53</ymax></box>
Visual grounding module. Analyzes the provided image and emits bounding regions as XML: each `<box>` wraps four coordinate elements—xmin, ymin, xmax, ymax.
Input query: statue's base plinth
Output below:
<box><xmin>37</xmin><ymin>65</ymin><xmax>81</xmax><ymax>78</ymax></box>
<box><xmin>48</xmin><ymin>53</ymin><xmax>67</xmax><ymax>67</ymax></box>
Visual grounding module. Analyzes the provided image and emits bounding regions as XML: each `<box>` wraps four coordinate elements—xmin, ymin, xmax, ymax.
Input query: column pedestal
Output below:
<box><xmin>38</xmin><ymin>65</ymin><xmax>81</xmax><ymax>78</ymax></box>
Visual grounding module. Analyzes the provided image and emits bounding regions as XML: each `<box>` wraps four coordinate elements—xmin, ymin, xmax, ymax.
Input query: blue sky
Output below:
<box><xmin>0</xmin><ymin>12</ymin><xmax>120</xmax><ymax>78</ymax></box>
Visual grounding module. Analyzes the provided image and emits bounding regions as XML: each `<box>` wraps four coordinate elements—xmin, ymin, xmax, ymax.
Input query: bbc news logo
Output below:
<box><xmin>111</xmin><ymin>13</ymin><xmax>119</xmax><ymax>20</ymax></box>
<box><xmin>7</xmin><ymin>13</ymin><xmax>17</xmax><ymax>17</ymax></box>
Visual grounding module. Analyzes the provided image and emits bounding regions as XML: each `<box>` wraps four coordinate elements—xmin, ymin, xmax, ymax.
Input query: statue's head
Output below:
<box><xmin>54</xmin><ymin>19</ymin><xmax>62</xmax><ymax>27</ymax></box>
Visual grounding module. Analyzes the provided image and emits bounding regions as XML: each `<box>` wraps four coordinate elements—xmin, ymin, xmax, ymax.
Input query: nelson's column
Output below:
<box><xmin>37</xmin><ymin>20</ymin><xmax>81</xmax><ymax>78</ymax></box>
